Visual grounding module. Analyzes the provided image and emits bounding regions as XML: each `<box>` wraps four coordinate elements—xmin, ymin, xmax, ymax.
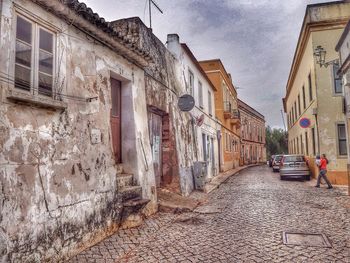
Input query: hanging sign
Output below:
<box><xmin>299</xmin><ymin>118</ymin><xmax>311</xmax><ymax>128</ymax></box>
<box><xmin>178</xmin><ymin>94</ymin><xmax>195</xmax><ymax>112</ymax></box>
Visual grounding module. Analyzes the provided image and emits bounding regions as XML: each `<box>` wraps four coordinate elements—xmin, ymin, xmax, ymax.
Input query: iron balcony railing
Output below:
<box><xmin>224</xmin><ymin>101</ymin><xmax>240</xmax><ymax>119</ymax></box>
<box><xmin>224</xmin><ymin>101</ymin><xmax>232</xmax><ymax>113</ymax></box>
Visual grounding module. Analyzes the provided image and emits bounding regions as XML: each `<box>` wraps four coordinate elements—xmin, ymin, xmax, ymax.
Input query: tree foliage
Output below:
<box><xmin>265</xmin><ymin>126</ymin><xmax>288</xmax><ymax>158</ymax></box>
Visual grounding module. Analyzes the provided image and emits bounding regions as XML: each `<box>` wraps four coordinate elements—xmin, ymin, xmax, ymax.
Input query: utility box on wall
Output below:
<box><xmin>193</xmin><ymin>161</ymin><xmax>208</xmax><ymax>190</ymax></box>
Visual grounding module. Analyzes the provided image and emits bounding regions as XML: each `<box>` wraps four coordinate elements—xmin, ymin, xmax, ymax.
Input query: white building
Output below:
<box><xmin>167</xmin><ymin>34</ymin><xmax>220</xmax><ymax>181</ymax></box>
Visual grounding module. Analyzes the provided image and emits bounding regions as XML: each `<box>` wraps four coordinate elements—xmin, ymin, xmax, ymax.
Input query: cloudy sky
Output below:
<box><xmin>84</xmin><ymin>0</ymin><xmax>337</xmax><ymax>128</ymax></box>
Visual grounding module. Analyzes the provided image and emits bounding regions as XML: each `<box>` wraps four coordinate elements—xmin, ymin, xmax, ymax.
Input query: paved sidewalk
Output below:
<box><xmin>204</xmin><ymin>164</ymin><xmax>261</xmax><ymax>193</ymax></box>
<box><xmin>68</xmin><ymin>165</ymin><xmax>350</xmax><ymax>262</ymax></box>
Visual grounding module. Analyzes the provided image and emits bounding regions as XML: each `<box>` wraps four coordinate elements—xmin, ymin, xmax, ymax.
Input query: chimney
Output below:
<box><xmin>166</xmin><ymin>34</ymin><xmax>181</xmax><ymax>58</ymax></box>
<box><xmin>167</xmin><ymin>34</ymin><xmax>180</xmax><ymax>44</ymax></box>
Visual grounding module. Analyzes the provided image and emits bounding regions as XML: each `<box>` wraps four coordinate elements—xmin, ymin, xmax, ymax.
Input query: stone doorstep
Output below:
<box><xmin>116</xmin><ymin>173</ymin><xmax>134</xmax><ymax>189</ymax></box>
<box><xmin>204</xmin><ymin>164</ymin><xmax>261</xmax><ymax>194</ymax></box>
<box><xmin>121</xmin><ymin>186</ymin><xmax>143</xmax><ymax>202</ymax></box>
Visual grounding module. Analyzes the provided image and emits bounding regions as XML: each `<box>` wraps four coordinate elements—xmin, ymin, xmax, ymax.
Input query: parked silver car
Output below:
<box><xmin>279</xmin><ymin>155</ymin><xmax>310</xmax><ymax>181</ymax></box>
<box><xmin>272</xmin><ymin>155</ymin><xmax>283</xmax><ymax>172</ymax></box>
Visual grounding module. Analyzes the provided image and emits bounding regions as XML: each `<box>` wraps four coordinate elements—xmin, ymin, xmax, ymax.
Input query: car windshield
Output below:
<box><xmin>274</xmin><ymin>156</ymin><xmax>283</xmax><ymax>161</ymax></box>
<box><xmin>283</xmin><ymin>156</ymin><xmax>305</xmax><ymax>162</ymax></box>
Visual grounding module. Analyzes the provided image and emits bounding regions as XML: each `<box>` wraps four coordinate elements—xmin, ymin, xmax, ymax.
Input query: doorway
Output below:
<box><xmin>110</xmin><ymin>78</ymin><xmax>122</xmax><ymax>163</ymax></box>
<box><xmin>148</xmin><ymin>111</ymin><xmax>163</xmax><ymax>187</ymax></box>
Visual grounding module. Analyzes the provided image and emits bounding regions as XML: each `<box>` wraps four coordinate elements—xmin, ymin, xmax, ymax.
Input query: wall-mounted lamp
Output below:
<box><xmin>313</xmin><ymin>45</ymin><xmax>338</xmax><ymax>68</ymax></box>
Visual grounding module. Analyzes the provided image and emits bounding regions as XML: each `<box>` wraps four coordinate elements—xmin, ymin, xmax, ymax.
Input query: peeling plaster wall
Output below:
<box><xmin>167</xmin><ymin>37</ymin><xmax>220</xmax><ymax>180</ymax></box>
<box><xmin>113</xmin><ymin>18</ymin><xmax>197</xmax><ymax>196</ymax></box>
<box><xmin>0</xmin><ymin>0</ymin><xmax>154</xmax><ymax>261</ymax></box>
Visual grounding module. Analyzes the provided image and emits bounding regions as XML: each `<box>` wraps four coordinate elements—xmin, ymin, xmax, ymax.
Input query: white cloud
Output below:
<box><xmin>83</xmin><ymin>0</ymin><xmax>338</xmax><ymax>128</ymax></box>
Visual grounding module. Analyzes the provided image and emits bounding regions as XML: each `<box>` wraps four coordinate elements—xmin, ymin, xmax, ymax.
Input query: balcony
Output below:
<box><xmin>224</xmin><ymin>101</ymin><xmax>241</xmax><ymax>126</ymax></box>
<box><xmin>224</xmin><ymin>101</ymin><xmax>232</xmax><ymax>119</ymax></box>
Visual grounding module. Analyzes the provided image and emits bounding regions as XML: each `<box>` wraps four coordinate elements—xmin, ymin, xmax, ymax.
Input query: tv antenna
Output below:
<box><xmin>148</xmin><ymin>0</ymin><xmax>163</xmax><ymax>29</ymax></box>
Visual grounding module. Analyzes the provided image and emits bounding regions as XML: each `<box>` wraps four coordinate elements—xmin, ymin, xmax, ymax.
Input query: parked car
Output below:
<box><xmin>269</xmin><ymin>155</ymin><xmax>275</xmax><ymax>167</ymax></box>
<box><xmin>272</xmin><ymin>155</ymin><xmax>283</xmax><ymax>172</ymax></box>
<box><xmin>279</xmin><ymin>155</ymin><xmax>310</xmax><ymax>181</ymax></box>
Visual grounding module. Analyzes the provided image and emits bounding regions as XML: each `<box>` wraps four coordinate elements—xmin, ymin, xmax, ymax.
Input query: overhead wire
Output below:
<box><xmin>0</xmin><ymin>71</ymin><xmax>97</xmax><ymax>102</ymax></box>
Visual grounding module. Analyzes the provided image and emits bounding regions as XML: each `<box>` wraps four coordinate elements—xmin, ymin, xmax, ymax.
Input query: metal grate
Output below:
<box><xmin>282</xmin><ymin>232</ymin><xmax>332</xmax><ymax>248</ymax></box>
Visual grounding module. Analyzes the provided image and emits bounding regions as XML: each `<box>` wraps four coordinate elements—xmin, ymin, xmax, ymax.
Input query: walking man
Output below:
<box><xmin>315</xmin><ymin>154</ymin><xmax>333</xmax><ymax>189</ymax></box>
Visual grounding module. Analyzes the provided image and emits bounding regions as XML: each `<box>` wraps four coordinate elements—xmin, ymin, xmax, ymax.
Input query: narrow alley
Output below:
<box><xmin>69</xmin><ymin>166</ymin><xmax>350</xmax><ymax>262</ymax></box>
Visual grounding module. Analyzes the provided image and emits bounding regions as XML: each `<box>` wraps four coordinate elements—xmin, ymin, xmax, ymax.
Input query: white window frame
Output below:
<box><xmin>336</xmin><ymin>122</ymin><xmax>347</xmax><ymax>157</ymax></box>
<box><xmin>188</xmin><ymin>69</ymin><xmax>194</xmax><ymax>97</ymax></box>
<box><xmin>13</xmin><ymin>13</ymin><xmax>57</xmax><ymax>98</ymax></box>
<box><xmin>198</xmin><ymin>80</ymin><xmax>203</xmax><ymax>108</ymax></box>
<box><xmin>208</xmin><ymin>90</ymin><xmax>212</xmax><ymax>116</ymax></box>
<box><xmin>331</xmin><ymin>62</ymin><xmax>342</xmax><ymax>96</ymax></box>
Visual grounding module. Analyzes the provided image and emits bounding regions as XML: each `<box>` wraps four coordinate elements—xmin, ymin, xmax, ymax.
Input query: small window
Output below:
<box><xmin>333</xmin><ymin>63</ymin><xmax>342</xmax><ymax>94</ymax></box>
<box><xmin>14</xmin><ymin>14</ymin><xmax>55</xmax><ymax>97</ymax></box>
<box><xmin>294</xmin><ymin>101</ymin><xmax>297</xmax><ymax>119</ymax></box>
<box><xmin>15</xmin><ymin>16</ymin><xmax>32</xmax><ymax>91</ymax></box>
<box><xmin>308</xmin><ymin>73</ymin><xmax>313</xmax><ymax>102</ymax></box>
<box><xmin>302</xmin><ymin>86</ymin><xmax>306</xmax><ymax>109</ymax></box>
<box><xmin>298</xmin><ymin>94</ymin><xmax>301</xmax><ymax>116</ymax></box>
<box><xmin>208</xmin><ymin>90</ymin><xmax>212</xmax><ymax>116</ymax></box>
<box><xmin>337</xmin><ymin>124</ymin><xmax>347</xmax><ymax>155</ymax></box>
<box><xmin>198</xmin><ymin>81</ymin><xmax>203</xmax><ymax>108</ymax></box>
<box><xmin>188</xmin><ymin>70</ymin><xmax>194</xmax><ymax>96</ymax></box>
<box><xmin>202</xmin><ymin>133</ymin><xmax>207</xmax><ymax>161</ymax></box>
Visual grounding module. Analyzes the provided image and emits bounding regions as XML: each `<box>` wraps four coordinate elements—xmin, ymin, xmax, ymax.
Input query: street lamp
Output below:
<box><xmin>313</xmin><ymin>45</ymin><xmax>338</xmax><ymax>68</ymax></box>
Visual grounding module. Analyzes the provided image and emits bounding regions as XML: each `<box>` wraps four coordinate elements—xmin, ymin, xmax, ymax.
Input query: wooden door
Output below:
<box><xmin>111</xmin><ymin>78</ymin><xmax>121</xmax><ymax>163</ymax></box>
<box><xmin>148</xmin><ymin>111</ymin><xmax>162</xmax><ymax>187</ymax></box>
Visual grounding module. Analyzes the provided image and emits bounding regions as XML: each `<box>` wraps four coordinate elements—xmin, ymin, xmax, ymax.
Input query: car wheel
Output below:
<box><xmin>305</xmin><ymin>175</ymin><xmax>311</xmax><ymax>181</ymax></box>
<box><xmin>273</xmin><ymin>169</ymin><xmax>276</xmax><ymax>172</ymax></box>
<box><xmin>280</xmin><ymin>175</ymin><xmax>284</xmax><ymax>180</ymax></box>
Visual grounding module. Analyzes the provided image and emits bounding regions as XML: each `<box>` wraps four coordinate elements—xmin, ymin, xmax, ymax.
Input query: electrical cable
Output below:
<box><xmin>0</xmin><ymin>71</ymin><xmax>96</xmax><ymax>102</ymax></box>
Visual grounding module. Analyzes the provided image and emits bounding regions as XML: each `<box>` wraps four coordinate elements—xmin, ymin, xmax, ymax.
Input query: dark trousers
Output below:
<box><xmin>316</xmin><ymin>169</ymin><xmax>332</xmax><ymax>187</ymax></box>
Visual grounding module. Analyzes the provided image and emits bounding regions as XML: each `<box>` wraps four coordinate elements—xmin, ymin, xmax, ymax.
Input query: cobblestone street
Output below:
<box><xmin>68</xmin><ymin>166</ymin><xmax>350</xmax><ymax>263</ymax></box>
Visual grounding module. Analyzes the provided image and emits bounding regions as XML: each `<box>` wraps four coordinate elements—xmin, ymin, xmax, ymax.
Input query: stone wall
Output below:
<box><xmin>112</xmin><ymin>18</ymin><xmax>197</xmax><ymax>195</ymax></box>
<box><xmin>0</xmin><ymin>0</ymin><xmax>153</xmax><ymax>261</ymax></box>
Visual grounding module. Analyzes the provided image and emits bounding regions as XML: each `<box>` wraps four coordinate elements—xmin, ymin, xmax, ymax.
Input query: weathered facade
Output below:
<box><xmin>0</xmin><ymin>0</ymin><xmax>159</xmax><ymax>261</ymax></box>
<box><xmin>199</xmin><ymin>60</ymin><xmax>240</xmax><ymax>172</ymax></box>
<box><xmin>336</xmin><ymin>18</ymin><xmax>350</xmax><ymax>194</ymax></box>
<box><xmin>283</xmin><ymin>1</ymin><xmax>350</xmax><ymax>185</ymax></box>
<box><xmin>238</xmin><ymin>99</ymin><xmax>266</xmax><ymax>165</ymax></box>
<box><xmin>167</xmin><ymin>35</ymin><xmax>220</xmax><ymax>183</ymax></box>
<box><xmin>110</xmin><ymin>18</ymin><xmax>198</xmax><ymax>195</ymax></box>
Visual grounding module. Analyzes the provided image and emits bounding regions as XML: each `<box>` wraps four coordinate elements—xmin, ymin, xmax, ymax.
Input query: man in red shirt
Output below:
<box><xmin>315</xmin><ymin>154</ymin><xmax>333</xmax><ymax>189</ymax></box>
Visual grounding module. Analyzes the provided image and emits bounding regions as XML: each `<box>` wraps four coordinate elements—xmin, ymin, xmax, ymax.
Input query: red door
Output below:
<box><xmin>111</xmin><ymin>78</ymin><xmax>121</xmax><ymax>163</ymax></box>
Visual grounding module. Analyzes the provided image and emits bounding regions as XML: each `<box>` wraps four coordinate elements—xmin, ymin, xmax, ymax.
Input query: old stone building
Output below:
<box><xmin>167</xmin><ymin>34</ymin><xmax>220</xmax><ymax>183</ymax></box>
<box><xmin>0</xmin><ymin>0</ymin><xmax>204</xmax><ymax>260</ymax></box>
<box><xmin>238</xmin><ymin>99</ymin><xmax>266</xmax><ymax>165</ymax></box>
<box><xmin>199</xmin><ymin>60</ymin><xmax>240</xmax><ymax>172</ymax></box>
<box><xmin>283</xmin><ymin>1</ymin><xmax>350</xmax><ymax>185</ymax></box>
<box><xmin>112</xmin><ymin>18</ymin><xmax>197</xmax><ymax>196</ymax></box>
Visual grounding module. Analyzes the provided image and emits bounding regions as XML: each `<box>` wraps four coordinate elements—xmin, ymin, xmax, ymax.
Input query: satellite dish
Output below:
<box><xmin>178</xmin><ymin>94</ymin><xmax>195</xmax><ymax>112</ymax></box>
<box><xmin>196</xmin><ymin>114</ymin><xmax>204</xmax><ymax>127</ymax></box>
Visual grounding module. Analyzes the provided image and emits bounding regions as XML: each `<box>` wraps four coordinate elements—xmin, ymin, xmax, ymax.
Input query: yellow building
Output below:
<box><xmin>283</xmin><ymin>1</ymin><xmax>350</xmax><ymax>185</ymax></box>
<box><xmin>336</xmin><ymin>19</ymin><xmax>350</xmax><ymax>194</ymax></box>
<box><xmin>238</xmin><ymin>99</ymin><xmax>266</xmax><ymax>165</ymax></box>
<box><xmin>199</xmin><ymin>60</ymin><xmax>240</xmax><ymax>172</ymax></box>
